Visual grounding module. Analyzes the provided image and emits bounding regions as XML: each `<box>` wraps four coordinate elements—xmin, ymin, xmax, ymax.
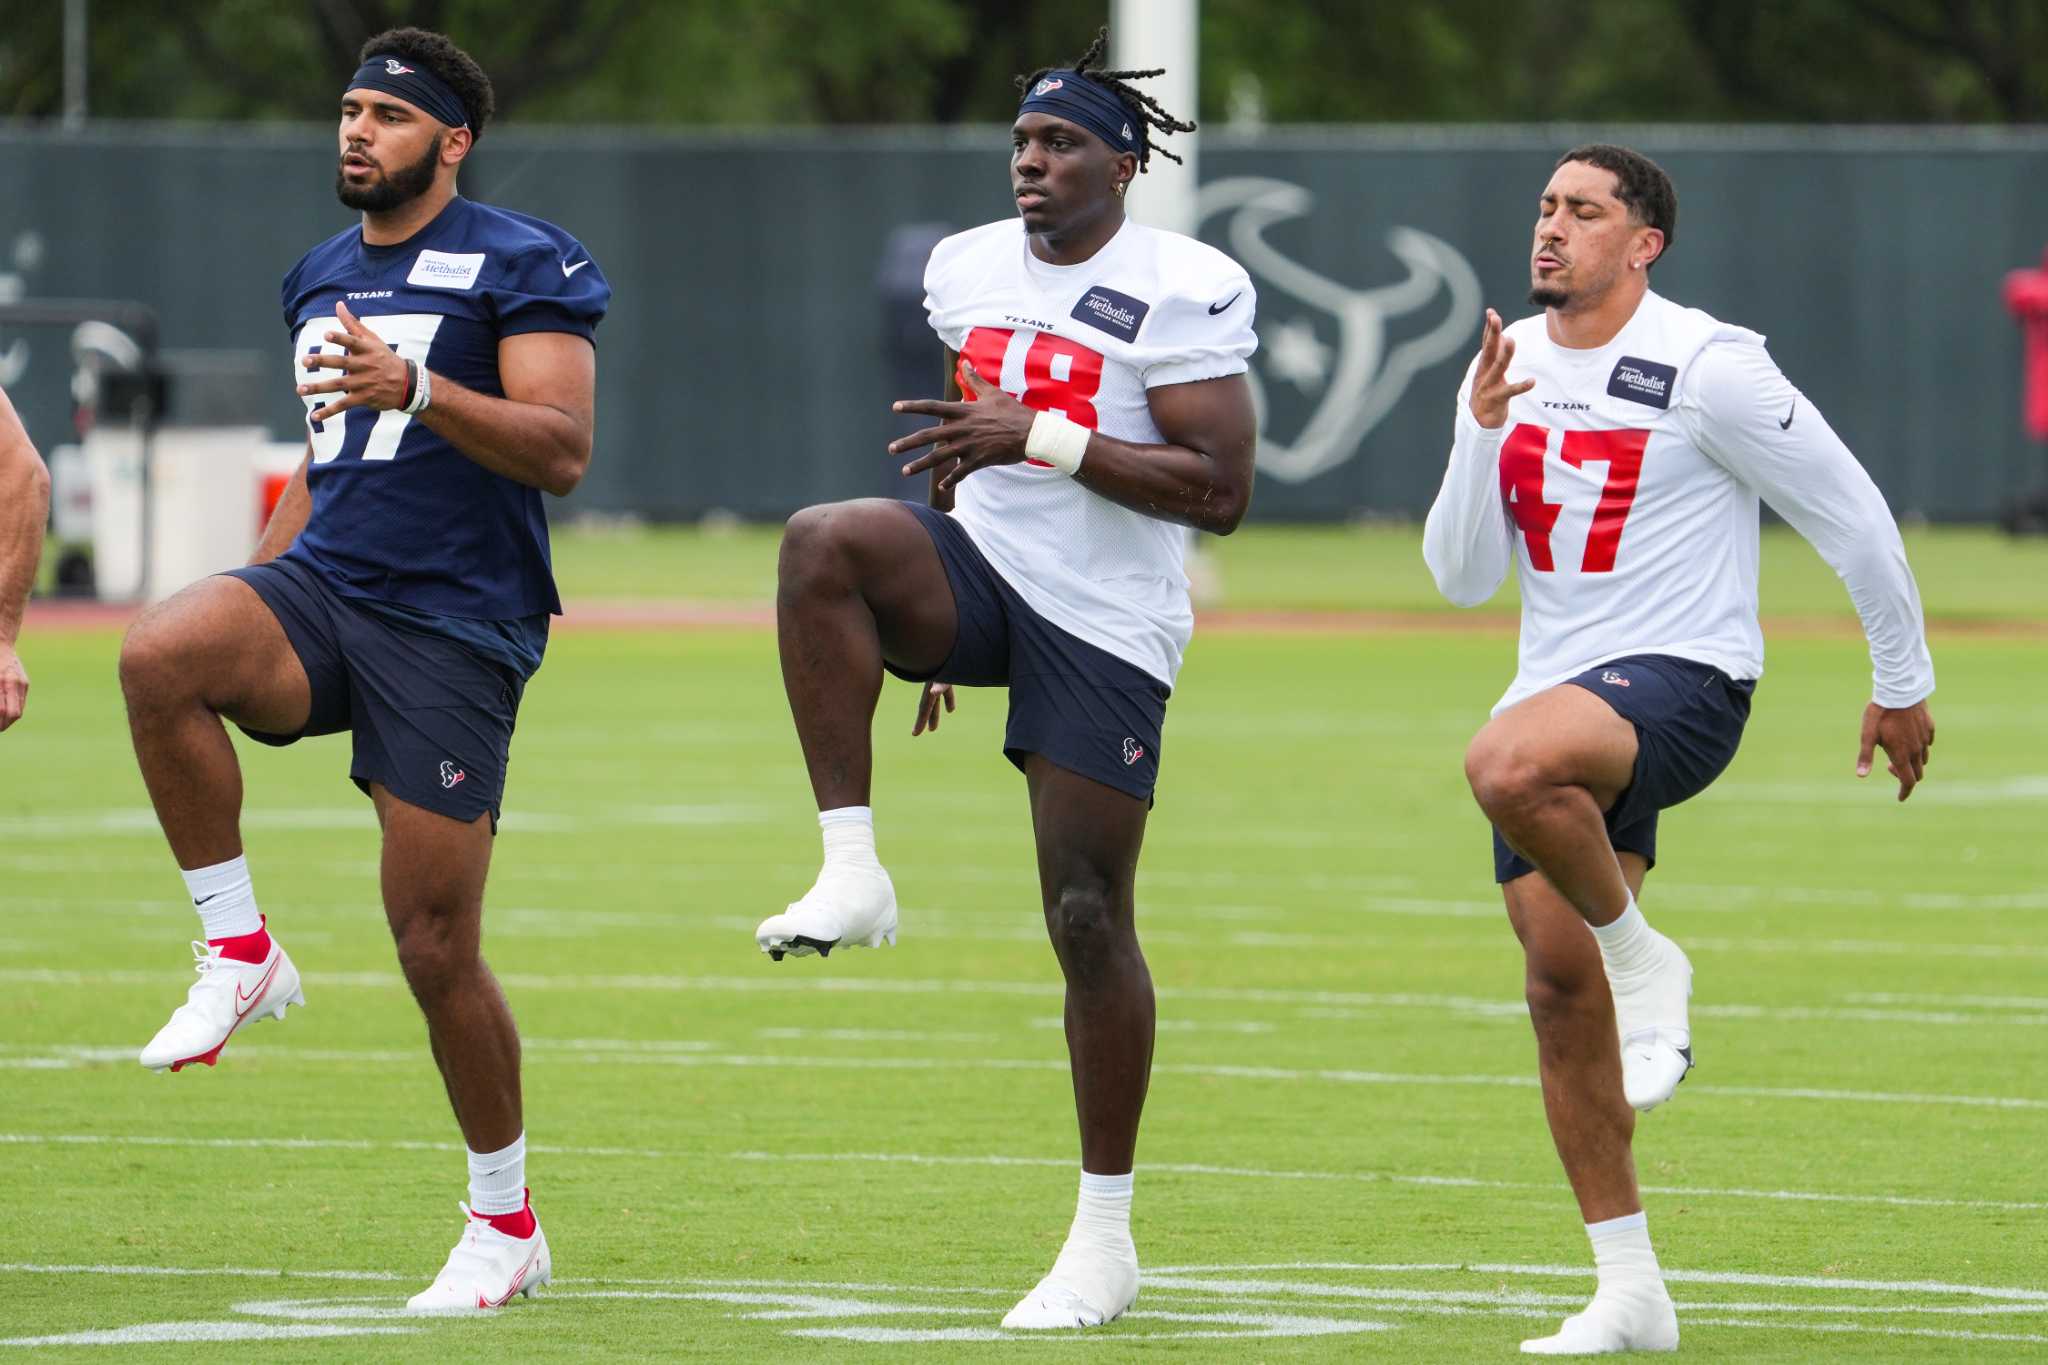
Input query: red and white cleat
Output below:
<box><xmin>139</xmin><ymin>939</ymin><xmax>303</xmax><ymax>1073</ymax></box>
<box><xmin>407</xmin><ymin>1202</ymin><xmax>551</xmax><ymax>1312</ymax></box>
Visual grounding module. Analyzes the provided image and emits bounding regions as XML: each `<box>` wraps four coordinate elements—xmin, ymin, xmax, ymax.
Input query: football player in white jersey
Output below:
<box><xmin>754</xmin><ymin>28</ymin><xmax>1258</xmax><ymax>1330</ymax></box>
<box><xmin>1424</xmin><ymin>145</ymin><xmax>1936</xmax><ymax>1354</ymax></box>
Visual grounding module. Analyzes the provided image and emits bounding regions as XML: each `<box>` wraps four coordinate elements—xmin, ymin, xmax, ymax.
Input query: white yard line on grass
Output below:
<box><xmin>1850</xmin><ymin>991</ymin><xmax>2048</xmax><ymax>1010</ymax></box>
<box><xmin>5</xmin><ymin>1262</ymin><xmax>2044</xmax><ymax>1349</ymax></box>
<box><xmin>1147</xmin><ymin>1262</ymin><xmax>2048</xmax><ymax>1303</ymax></box>
<box><xmin>0</xmin><ymin>1134</ymin><xmax>674</xmax><ymax>1159</ymax></box>
<box><xmin>2</xmin><ymin>1134</ymin><xmax>2039</xmax><ymax>1211</ymax></box>
<box><xmin>0</xmin><ymin>1263</ymin><xmax>403</xmax><ymax>1281</ymax></box>
<box><xmin>10</xmin><ymin>965</ymin><xmax>2048</xmax><ymax>1029</ymax></box>
<box><xmin>727</xmin><ymin>1151</ymin><xmax>2048</xmax><ymax>1212</ymax></box>
<box><xmin>4</xmin><ymin>1022</ymin><xmax>2045</xmax><ymax>1108</ymax></box>
<box><xmin>1704</xmin><ymin>775</ymin><xmax>2048</xmax><ymax>805</ymax></box>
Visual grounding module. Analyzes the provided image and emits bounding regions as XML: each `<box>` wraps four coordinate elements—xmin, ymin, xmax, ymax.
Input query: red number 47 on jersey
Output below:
<box><xmin>1497</xmin><ymin>424</ymin><xmax>1651</xmax><ymax>573</ymax></box>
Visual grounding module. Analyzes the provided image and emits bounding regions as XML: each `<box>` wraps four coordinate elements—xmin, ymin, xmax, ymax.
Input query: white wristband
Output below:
<box><xmin>402</xmin><ymin>362</ymin><xmax>433</xmax><ymax>415</ymax></box>
<box><xmin>1025</xmin><ymin>409</ymin><xmax>1090</xmax><ymax>476</ymax></box>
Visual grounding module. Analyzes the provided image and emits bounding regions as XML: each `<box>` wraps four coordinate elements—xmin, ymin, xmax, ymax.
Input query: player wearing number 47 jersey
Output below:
<box><xmin>756</xmin><ymin>28</ymin><xmax>1257</xmax><ymax>1331</ymax></box>
<box><xmin>1424</xmin><ymin>145</ymin><xmax>1935</xmax><ymax>1355</ymax></box>
<box><xmin>118</xmin><ymin>28</ymin><xmax>605</xmax><ymax>1310</ymax></box>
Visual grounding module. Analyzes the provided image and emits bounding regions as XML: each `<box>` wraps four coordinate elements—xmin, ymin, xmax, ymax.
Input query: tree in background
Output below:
<box><xmin>0</xmin><ymin>0</ymin><xmax>2041</xmax><ymax>125</ymax></box>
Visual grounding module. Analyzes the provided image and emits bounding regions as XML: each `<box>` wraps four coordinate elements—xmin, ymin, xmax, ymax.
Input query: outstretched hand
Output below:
<box><xmin>1857</xmin><ymin>700</ymin><xmax>1934</xmax><ymax>801</ymax></box>
<box><xmin>1468</xmin><ymin>308</ymin><xmax>1535</xmax><ymax>429</ymax></box>
<box><xmin>890</xmin><ymin>363</ymin><xmax>1034</xmax><ymax>493</ymax></box>
<box><xmin>298</xmin><ymin>301</ymin><xmax>409</xmax><ymax>423</ymax></box>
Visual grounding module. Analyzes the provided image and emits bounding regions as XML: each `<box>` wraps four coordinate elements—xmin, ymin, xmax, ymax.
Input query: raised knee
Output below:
<box><xmin>118</xmin><ymin>615</ymin><xmax>191</xmax><ymax>706</ymax></box>
<box><xmin>1464</xmin><ymin>734</ymin><xmax>1548</xmax><ymax>821</ymax></box>
<box><xmin>778</xmin><ymin>504</ymin><xmax>854</xmax><ymax>592</ymax></box>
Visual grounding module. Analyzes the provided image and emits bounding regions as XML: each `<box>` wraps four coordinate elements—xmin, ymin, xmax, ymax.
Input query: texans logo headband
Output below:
<box><xmin>1018</xmin><ymin>70</ymin><xmax>1139</xmax><ymax>157</ymax></box>
<box><xmin>345</xmin><ymin>54</ymin><xmax>471</xmax><ymax>131</ymax></box>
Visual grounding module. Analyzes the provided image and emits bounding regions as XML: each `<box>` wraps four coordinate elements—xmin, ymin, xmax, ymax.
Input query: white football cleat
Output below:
<box><xmin>1521</xmin><ymin>1287</ymin><xmax>1679</xmax><ymax>1354</ymax></box>
<box><xmin>1001</xmin><ymin>1239</ymin><xmax>1139</xmax><ymax>1330</ymax></box>
<box><xmin>406</xmin><ymin>1202</ymin><xmax>551</xmax><ymax>1312</ymax></box>
<box><xmin>755</xmin><ymin>862</ymin><xmax>898</xmax><ymax>961</ymax></box>
<box><xmin>140</xmin><ymin>939</ymin><xmax>304</xmax><ymax>1073</ymax></box>
<box><xmin>1607</xmin><ymin>930</ymin><xmax>1694</xmax><ymax>1112</ymax></box>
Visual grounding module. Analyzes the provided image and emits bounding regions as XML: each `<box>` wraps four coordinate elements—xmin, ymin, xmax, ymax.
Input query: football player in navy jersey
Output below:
<box><xmin>117</xmin><ymin>27</ymin><xmax>606</xmax><ymax>1309</ymax></box>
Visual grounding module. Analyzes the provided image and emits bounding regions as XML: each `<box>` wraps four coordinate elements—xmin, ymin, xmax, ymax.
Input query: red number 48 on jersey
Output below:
<box><xmin>958</xmin><ymin>325</ymin><xmax>1105</xmax><ymax>467</ymax></box>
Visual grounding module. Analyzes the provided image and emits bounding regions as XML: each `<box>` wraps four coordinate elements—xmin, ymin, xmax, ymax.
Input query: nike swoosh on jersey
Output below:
<box><xmin>1208</xmin><ymin>291</ymin><xmax>1243</xmax><ymax>315</ymax></box>
<box><xmin>561</xmin><ymin>260</ymin><xmax>590</xmax><ymax>277</ymax></box>
<box><xmin>1778</xmin><ymin>400</ymin><xmax>1796</xmax><ymax>429</ymax></box>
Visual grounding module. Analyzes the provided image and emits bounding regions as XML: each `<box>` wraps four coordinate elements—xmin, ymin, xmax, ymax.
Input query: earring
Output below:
<box><xmin>1115</xmin><ymin>182</ymin><xmax>1126</xmax><ymax>198</ymax></box>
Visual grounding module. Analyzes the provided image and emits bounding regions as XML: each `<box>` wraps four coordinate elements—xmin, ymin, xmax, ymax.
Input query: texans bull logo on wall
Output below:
<box><xmin>1197</xmin><ymin>178</ymin><xmax>1481</xmax><ymax>485</ymax></box>
<box><xmin>0</xmin><ymin>230</ymin><xmax>48</xmax><ymax>387</ymax></box>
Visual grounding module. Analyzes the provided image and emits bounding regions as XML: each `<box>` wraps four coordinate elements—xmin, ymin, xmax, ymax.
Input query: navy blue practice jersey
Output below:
<box><xmin>280</xmin><ymin>195</ymin><xmax>609</xmax><ymax>620</ymax></box>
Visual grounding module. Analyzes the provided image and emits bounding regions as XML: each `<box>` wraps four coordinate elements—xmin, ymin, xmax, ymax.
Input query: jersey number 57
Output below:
<box><xmin>294</xmin><ymin>312</ymin><xmax>446</xmax><ymax>465</ymax></box>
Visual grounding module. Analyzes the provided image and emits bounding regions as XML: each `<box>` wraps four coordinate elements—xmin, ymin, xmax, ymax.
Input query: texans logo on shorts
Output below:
<box><xmin>1122</xmin><ymin>737</ymin><xmax>1145</xmax><ymax>766</ymax></box>
<box><xmin>439</xmin><ymin>760</ymin><xmax>467</xmax><ymax>789</ymax></box>
<box><xmin>1600</xmin><ymin>670</ymin><xmax>1631</xmax><ymax>687</ymax></box>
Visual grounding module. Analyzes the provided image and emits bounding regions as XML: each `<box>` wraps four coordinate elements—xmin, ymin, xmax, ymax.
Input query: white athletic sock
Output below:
<box><xmin>1586</xmin><ymin>1210</ymin><xmax>1663</xmax><ymax>1299</ymax></box>
<box><xmin>818</xmin><ymin>806</ymin><xmax>878</xmax><ymax>869</ymax></box>
<box><xmin>1068</xmin><ymin>1169</ymin><xmax>1134</xmax><ymax>1250</ymax></box>
<box><xmin>181</xmin><ymin>856</ymin><xmax>262</xmax><ymax>942</ymax></box>
<box><xmin>467</xmin><ymin>1132</ymin><xmax>527</xmax><ymax>1216</ymax></box>
<box><xmin>1589</xmin><ymin>894</ymin><xmax>1658</xmax><ymax>979</ymax></box>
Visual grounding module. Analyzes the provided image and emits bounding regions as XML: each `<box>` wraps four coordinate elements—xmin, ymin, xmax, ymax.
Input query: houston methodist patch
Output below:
<box><xmin>1607</xmin><ymin>355</ymin><xmax>1676</xmax><ymax>409</ymax></box>
<box><xmin>1070</xmin><ymin>285</ymin><xmax>1150</xmax><ymax>343</ymax></box>
<box><xmin>406</xmin><ymin>250</ymin><xmax>487</xmax><ymax>291</ymax></box>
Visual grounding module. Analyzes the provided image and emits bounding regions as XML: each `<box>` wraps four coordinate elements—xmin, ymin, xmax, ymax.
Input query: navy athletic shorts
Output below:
<box><xmin>1493</xmin><ymin>653</ymin><xmax>1755</xmax><ymax>883</ymax></box>
<box><xmin>222</xmin><ymin>557</ymin><xmax>526</xmax><ymax>828</ymax></box>
<box><xmin>888</xmin><ymin>501</ymin><xmax>1169</xmax><ymax>803</ymax></box>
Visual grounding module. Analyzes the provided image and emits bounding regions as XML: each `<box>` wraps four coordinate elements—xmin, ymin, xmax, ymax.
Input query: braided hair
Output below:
<box><xmin>1015</xmin><ymin>26</ymin><xmax>1195</xmax><ymax>170</ymax></box>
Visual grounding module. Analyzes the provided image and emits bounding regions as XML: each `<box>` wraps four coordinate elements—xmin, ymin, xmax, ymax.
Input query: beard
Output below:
<box><xmin>335</xmin><ymin>132</ymin><xmax>442</xmax><ymax>212</ymax></box>
<box><xmin>1529</xmin><ymin>284</ymin><xmax>1570</xmax><ymax>309</ymax></box>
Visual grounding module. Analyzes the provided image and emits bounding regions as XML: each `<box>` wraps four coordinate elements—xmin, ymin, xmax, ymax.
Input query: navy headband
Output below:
<box><xmin>346</xmin><ymin>54</ymin><xmax>470</xmax><ymax>131</ymax></box>
<box><xmin>1018</xmin><ymin>70</ymin><xmax>1139</xmax><ymax>157</ymax></box>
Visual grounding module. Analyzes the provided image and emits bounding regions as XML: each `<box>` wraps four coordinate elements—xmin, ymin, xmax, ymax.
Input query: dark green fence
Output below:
<box><xmin>3</xmin><ymin>123</ymin><xmax>2043</xmax><ymax>521</ymax></box>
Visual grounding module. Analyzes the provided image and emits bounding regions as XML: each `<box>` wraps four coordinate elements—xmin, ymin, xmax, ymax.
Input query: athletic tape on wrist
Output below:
<box><xmin>402</xmin><ymin>362</ymin><xmax>433</xmax><ymax>415</ymax></box>
<box><xmin>1025</xmin><ymin>409</ymin><xmax>1089</xmax><ymax>476</ymax></box>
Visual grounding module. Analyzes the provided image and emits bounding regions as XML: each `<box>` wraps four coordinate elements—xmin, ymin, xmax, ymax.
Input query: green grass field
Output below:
<box><xmin>2</xmin><ymin>526</ymin><xmax>2044</xmax><ymax>1360</ymax></box>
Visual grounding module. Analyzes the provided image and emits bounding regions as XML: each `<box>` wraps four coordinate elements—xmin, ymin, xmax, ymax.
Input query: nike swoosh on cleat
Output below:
<box><xmin>234</xmin><ymin>957</ymin><xmax>282</xmax><ymax>1020</ymax></box>
<box><xmin>1208</xmin><ymin>291</ymin><xmax>1242</xmax><ymax>315</ymax></box>
<box><xmin>479</xmin><ymin>1252</ymin><xmax>542</xmax><ymax>1308</ymax></box>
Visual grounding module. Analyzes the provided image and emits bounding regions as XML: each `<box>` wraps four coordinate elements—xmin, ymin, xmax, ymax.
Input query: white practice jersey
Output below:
<box><xmin>1423</xmin><ymin>290</ymin><xmax>1934</xmax><ymax>715</ymax></box>
<box><xmin>922</xmin><ymin>218</ymin><xmax>1257</xmax><ymax>686</ymax></box>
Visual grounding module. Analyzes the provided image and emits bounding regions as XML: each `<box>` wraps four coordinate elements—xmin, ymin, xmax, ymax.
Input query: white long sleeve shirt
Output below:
<box><xmin>1423</xmin><ymin>291</ymin><xmax>1934</xmax><ymax>715</ymax></box>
